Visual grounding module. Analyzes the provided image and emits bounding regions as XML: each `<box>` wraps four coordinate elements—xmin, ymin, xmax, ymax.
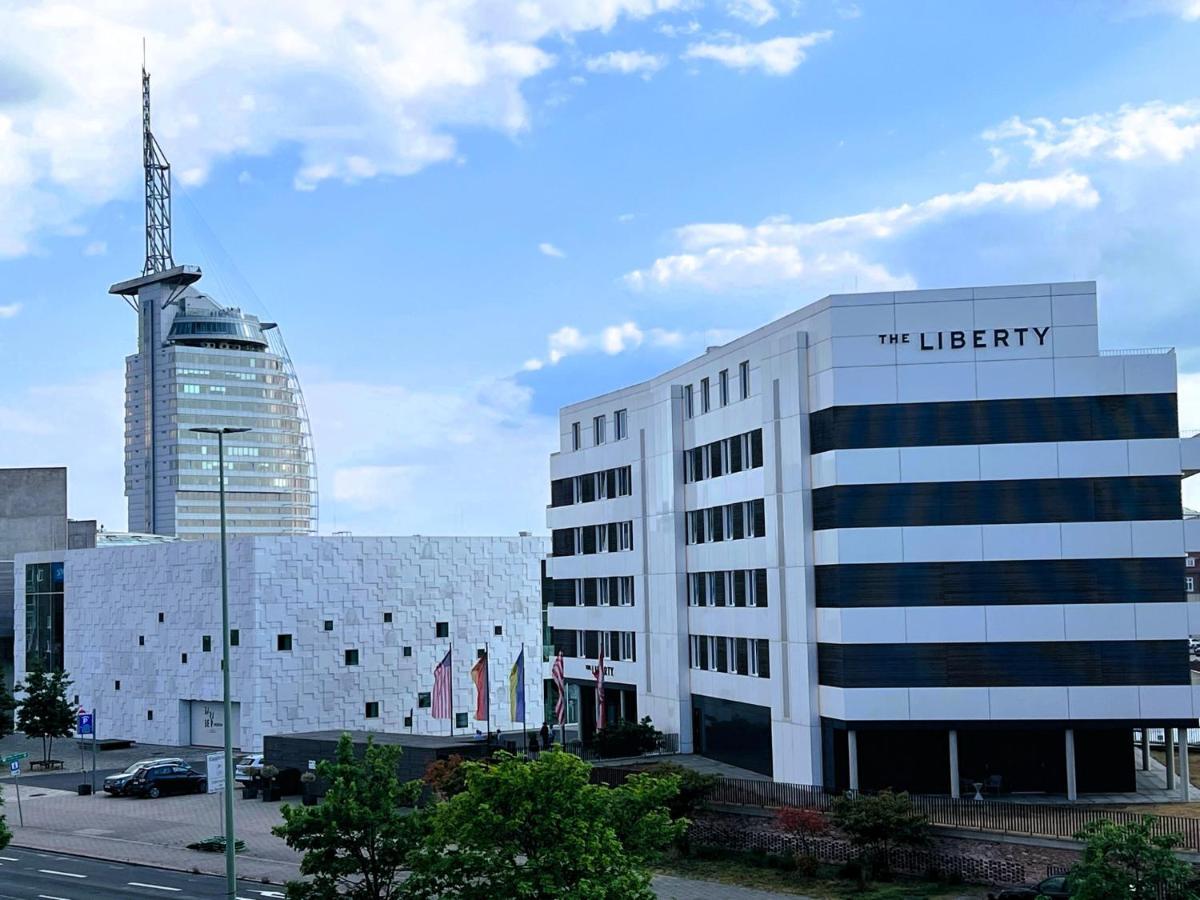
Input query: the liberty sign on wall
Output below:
<box><xmin>877</xmin><ymin>326</ymin><xmax>1051</xmax><ymax>350</ymax></box>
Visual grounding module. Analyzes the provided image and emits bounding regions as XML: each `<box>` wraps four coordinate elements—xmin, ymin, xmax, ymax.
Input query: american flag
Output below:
<box><xmin>594</xmin><ymin>648</ymin><xmax>606</xmax><ymax>731</ymax></box>
<box><xmin>552</xmin><ymin>651</ymin><xmax>566</xmax><ymax>726</ymax></box>
<box><xmin>432</xmin><ymin>648</ymin><xmax>452</xmax><ymax>719</ymax></box>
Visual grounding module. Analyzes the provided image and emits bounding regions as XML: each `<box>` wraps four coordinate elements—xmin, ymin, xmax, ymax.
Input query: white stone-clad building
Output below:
<box><xmin>15</xmin><ymin>535</ymin><xmax>546</xmax><ymax>751</ymax></box>
<box><xmin>547</xmin><ymin>281</ymin><xmax>1200</xmax><ymax>797</ymax></box>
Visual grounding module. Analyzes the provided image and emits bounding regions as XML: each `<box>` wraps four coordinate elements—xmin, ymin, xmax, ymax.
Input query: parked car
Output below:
<box><xmin>127</xmin><ymin>763</ymin><xmax>207</xmax><ymax>799</ymax></box>
<box><xmin>103</xmin><ymin>757</ymin><xmax>184</xmax><ymax>796</ymax></box>
<box><xmin>234</xmin><ymin>753</ymin><xmax>264</xmax><ymax>783</ymax></box>
<box><xmin>989</xmin><ymin>874</ymin><xmax>1071</xmax><ymax>899</ymax></box>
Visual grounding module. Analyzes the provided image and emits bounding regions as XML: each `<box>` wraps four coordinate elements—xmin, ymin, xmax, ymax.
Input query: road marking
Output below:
<box><xmin>37</xmin><ymin>870</ymin><xmax>86</xmax><ymax>879</ymax></box>
<box><xmin>128</xmin><ymin>884</ymin><xmax>182</xmax><ymax>893</ymax></box>
<box><xmin>37</xmin><ymin>895</ymin><xmax>73</xmax><ymax>900</ymax></box>
<box><xmin>0</xmin><ymin>856</ymin><xmax>18</xmax><ymax>861</ymax></box>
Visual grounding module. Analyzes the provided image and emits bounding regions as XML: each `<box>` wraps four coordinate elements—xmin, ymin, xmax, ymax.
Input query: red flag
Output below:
<box><xmin>470</xmin><ymin>650</ymin><xmax>489</xmax><ymax>721</ymax></box>
<box><xmin>432</xmin><ymin>649</ymin><xmax>452</xmax><ymax>719</ymax></box>
<box><xmin>594</xmin><ymin>648</ymin><xmax>605</xmax><ymax>731</ymax></box>
<box><xmin>552</xmin><ymin>651</ymin><xmax>566</xmax><ymax>727</ymax></box>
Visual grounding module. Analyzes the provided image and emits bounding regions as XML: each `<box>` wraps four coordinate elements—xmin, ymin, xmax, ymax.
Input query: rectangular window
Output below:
<box><xmin>689</xmin><ymin>573</ymin><xmax>705</xmax><ymax>606</ymax></box>
<box><xmin>436</xmin><ymin>622</ymin><xmax>449</xmax><ymax>638</ymax></box>
<box><xmin>615</xmin><ymin>408</ymin><xmax>628</xmax><ymax>440</ymax></box>
<box><xmin>404</xmin><ymin>714</ymin><xmax>413</xmax><ymax>727</ymax></box>
<box><xmin>403</xmin><ymin>646</ymin><xmax>412</xmax><ymax>657</ymax></box>
<box><xmin>147</xmin><ymin>710</ymin><xmax>154</xmax><ymax>721</ymax></box>
<box><xmin>750</xmin><ymin>498</ymin><xmax>766</xmax><ymax>537</ymax></box>
<box><xmin>456</xmin><ymin>712</ymin><xmax>468</xmax><ymax>729</ymax></box>
<box><xmin>736</xmin><ymin>638</ymin><xmax>750</xmax><ymax>675</ymax></box>
<box><xmin>690</xmin><ymin>635</ymin><xmax>701</xmax><ymax>668</ymax></box>
<box><xmin>620</xmin><ymin>632</ymin><xmax>635</xmax><ymax>662</ymax></box>
<box><xmin>1188</xmin><ymin>577</ymin><xmax>1195</xmax><ymax>592</ymax></box>
<box><xmin>756</xmin><ymin>639</ymin><xmax>770</xmax><ymax>678</ymax></box>
<box><xmin>594</xmin><ymin>415</ymin><xmax>606</xmax><ymax>445</ymax></box>
<box><xmin>1189</xmin><ymin>557</ymin><xmax>1197</xmax><ymax>568</ymax></box>
<box><xmin>115</xmin><ymin>680</ymin><xmax>121</xmax><ymax>691</ymax></box>
<box><xmin>719</xmin><ymin>369</ymin><xmax>729</xmax><ymax>407</ymax></box>
<box><xmin>365</xmin><ymin>701</ymin><xmax>379</xmax><ymax>718</ymax></box>
<box><xmin>685</xmin><ymin>384</ymin><xmax>694</xmax><ymax>418</ymax></box>
<box><xmin>740</xmin><ymin>360</ymin><xmax>750</xmax><ymax>400</ymax></box>
<box><xmin>159</xmin><ymin>612</ymin><xmax>164</xmax><ymax>623</ymax></box>
<box><xmin>277</xmin><ymin>634</ymin><xmax>292</xmax><ymax>652</ymax></box>
<box><xmin>345</xmin><ymin>649</ymin><xmax>360</xmax><ymax>666</ymax></box>
<box><xmin>384</xmin><ymin>612</ymin><xmax>393</xmax><ymax>623</ymax></box>
<box><xmin>715</xmin><ymin>636</ymin><xmax>729</xmax><ymax>673</ymax></box>
<box><xmin>230</xmin><ymin>629</ymin><xmax>240</xmax><ymax>646</ymax></box>
<box><xmin>706</xmin><ymin>636</ymin><xmax>718</xmax><ymax>671</ymax></box>
<box><xmin>754</xmin><ymin>569</ymin><xmax>768</xmax><ymax>607</ymax></box>
<box><xmin>181</xmin><ymin>652</ymin><xmax>188</xmax><ymax>664</ymax></box>
<box><xmin>202</xmin><ymin>635</ymin><xmax>212</xmax><ymax>653</ymax></box>
<box><xmin>572</xmin><ymin>421</ymin><xmax>581</xmax><ymax>451</ymax></box>
<box><xmin>494</xmin><ymin>625</ymin><xmax>503</xmax><ymax>636</ymax></box>
<box><xmin>701</xmin><ymin>377</ymin><xmax>710</xmax><ymax>413</ymax></box>
<box><xmin>618</xmin><ymin>521</ymin><xmax>633</xmax><ymax>551</ymax></box>
<box><xmin>418</xmin><ymin>692</ymin><xmax>431</xmax><ymax>709</ymax></box>
<box><xmin>324</xmin><ymin>619</ymin><xmax>334</xmax><ymax>631</ymax></box>
<box><xmin>139</xmin><ymin>635</ymin><xmax>145</xmax><ymax>646</ymax></box>
<box><xmin>618</xmin><ymin>576</ymin><xmax>634</xmax><ymax>607</ymax></box>
<box><xmin>688</xmin><ymin>510</ymin><xmax>706</xmax><ymax>545</ymax></box>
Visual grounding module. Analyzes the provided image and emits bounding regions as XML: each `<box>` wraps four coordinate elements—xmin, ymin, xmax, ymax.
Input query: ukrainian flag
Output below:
<box><xmin>509</xmin><ymin>648</ymin><xmax>525</xmax><ymax>723</ymax></box>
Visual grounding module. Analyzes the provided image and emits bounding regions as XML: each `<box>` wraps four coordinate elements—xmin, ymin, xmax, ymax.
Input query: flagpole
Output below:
<box><xmin>521</xmin><ymin>643</ymin><xmax>528</xmax><ymax>755</ymax></box>
<box><xmin>449</xmin><ymin>642</ymin><xmax>454</xmax><ymax>738</ymax></box>
<box><xmin>484</xmin><ymin>642</ymin><xmax>491</xmax><ymax>742</ymax></box>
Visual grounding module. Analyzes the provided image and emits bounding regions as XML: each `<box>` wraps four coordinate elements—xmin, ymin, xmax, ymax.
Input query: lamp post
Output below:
<box><xmin>189</xmin><ymin>424</ymin><xmax>251</xmax><ymax>900</ymax></box>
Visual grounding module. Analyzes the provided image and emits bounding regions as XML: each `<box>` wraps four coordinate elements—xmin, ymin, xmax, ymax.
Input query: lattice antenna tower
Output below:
<box><xmin>142</xmin><ymin>64</ymin><xmax>174</xmax><ymax>275</ymax></box>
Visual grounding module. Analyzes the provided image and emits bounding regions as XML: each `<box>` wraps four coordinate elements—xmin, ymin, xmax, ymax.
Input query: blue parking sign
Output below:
<box><xmin>77</xmin><ymin>712</ymin><xmax>93</xmax><ymax>735</ymax></box>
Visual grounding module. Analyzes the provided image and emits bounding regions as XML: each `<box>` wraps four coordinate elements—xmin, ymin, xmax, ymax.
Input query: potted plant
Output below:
<box><xmin>242</xmin><ymin>765</ymin><xmax>261</xmax><ymax>800</ymax></box>
<box><xmin>300</xmin><ymin>771</ymin><xmax>318</xmax><ymax>806</ymax></box>
<box><xmin>260</xmin><ymin>764</ymin><xmax>281</xmax><ymax>802</ymax></box>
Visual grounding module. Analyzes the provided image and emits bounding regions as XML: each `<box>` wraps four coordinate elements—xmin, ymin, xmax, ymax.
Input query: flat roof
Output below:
<box><xmin>109</xmin><ymin>265</ymin><xmax>203</xmax><ymax>296</ymax></box>
<box><xmin>266</xmin><ymin>730</ymin><xmax>490</xmax><ymax>750</ymax></box>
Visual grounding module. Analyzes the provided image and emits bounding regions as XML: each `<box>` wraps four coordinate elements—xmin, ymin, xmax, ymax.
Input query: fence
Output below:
<box><xmin>591</xmin><ymin>768</ymin><xmax>1200</xmax><ymax>851</ymax></box>
<box><xmin>563</xmin><ymin>733</ymin><xmax>679</xmax><ymax>762</ymax></box>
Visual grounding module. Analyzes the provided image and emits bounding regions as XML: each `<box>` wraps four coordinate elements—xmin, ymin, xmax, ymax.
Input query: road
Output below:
<box><xmin>0</xmin><ymin>848</ymin><xmax>283</xmax><ymax>900</ymax></box>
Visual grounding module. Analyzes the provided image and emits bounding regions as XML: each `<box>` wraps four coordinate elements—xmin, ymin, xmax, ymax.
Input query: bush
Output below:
<box><xmin>776</xmin><ymin>805</ymin><xmax>828</xmax><ymax>854</ymax></box>
<box><xmin>638</xmin><ymin>763</ymin><xmax>718</xmax><ymax>819</ymax></box>
<box><xmin>595</xmin><ymin>717</ymin><xmax>663</xmax><ymax>758</ymax></box>
<box><xmin>423</xmin><ymin>754</ymin><xmax>471</xmax><ymax>799</ymax></box>
<box><xmin>793</xmin><ymin>853</ymin><xmax>819</xmax><ymax>877</ymax></box>
<box><xmin>830</xmin><ymin>789</ymin><xmax>928</xmax><ymax>886</ymax></box>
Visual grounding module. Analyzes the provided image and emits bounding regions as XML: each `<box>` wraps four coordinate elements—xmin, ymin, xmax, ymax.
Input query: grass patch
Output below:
<box><xmin>657</xmin><ymin>856</ymin><xmax>991</xmax><ymax>899</ymax></box>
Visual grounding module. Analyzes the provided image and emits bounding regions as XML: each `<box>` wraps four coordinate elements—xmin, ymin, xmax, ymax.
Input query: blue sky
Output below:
<box><xmin>1</xmin><ymin>0</ymin><xmax>1199</xmax><ymax>533</ymax></box>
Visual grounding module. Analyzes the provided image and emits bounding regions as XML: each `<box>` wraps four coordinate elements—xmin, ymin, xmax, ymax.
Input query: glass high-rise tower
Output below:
<box><xmin>109</xmin><ymin>68</ymin><xmax>318</xmax><ymax>538</ymax></box>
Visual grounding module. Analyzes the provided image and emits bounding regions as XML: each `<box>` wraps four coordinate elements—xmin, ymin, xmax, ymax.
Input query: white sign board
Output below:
<box><xmin>9</xmin><ymin>761</ymin><xmax>17</xmax><ymax>774</ymax></box>
<box><xmin>207</xmin><ymin>752</ymin><xmax>226</xmax><ymax>794</ymax></box>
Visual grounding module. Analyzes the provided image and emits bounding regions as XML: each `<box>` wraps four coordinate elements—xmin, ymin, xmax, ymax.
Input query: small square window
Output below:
<box><xmin>436</xmin><ymin>622</ymin><xmax>449</xmax><ymax>638</ymax></box>
<box><xmin>1189</xmin><ymin>557</ymin><xmax>1197</xmax><ymax>568</ymax></box>
<box><xmin>202</xmin><ymin>635</ymin><xmax>212</xmax><ymax>653</ymax></box>
<box><xmin>181</xmin><ymin>653</ymin><xmax>188</xmax><ymax>664</ymax></box>
<box><xmin>277</xmin><ymin>634</ymin><xmax>293</xmax><ymax>652</ymax></box>
<box><xmin>230</xmin><ymin>629</ymin><xmax>240</xmax><ymax>647</ymax></box>
<box><xmin>476</xmin><ymin>648</ymin><xmax>486</xmax><ymax>659</ymax></box>
<box><xmin>403</xmin><ymin>646</ymin><xmax>413</xmax><ymax>657</ymax></box>
<box><xmin>455</xmin><ymin>712</ymin><xmax>468</xmax><ymax>729</ymax></box>
<box><xmin>323</xmin><ymin>620</ymin><xmax>334</xmax><ymax>632</ymax></box>
<box><xmin>73</xmin><ymin>694</ymin><xmax>79</xmax><ymax>705</ymax></box>
<box><xmin>494</xmin><ymin>625</ymin><xmax>503</xmax><ymax>636</ymax></box>
<box><xmin>158</xmin><ymin>612</ymin><xmax>164</xmax><ymax>623</ymax></box>
<box><xmin>384</xmin><ymin>612</ymin><xmax>393</xmax><ymax>623</ymax></box>
<box><xmin>345</xmin><ymin>649</ymin><xmax>360</xmax><ymax>666</ymax></box>
<box><xmin>418</xmin><ymin>692</ymin><xmax>432</xmax><ymax>709</ymax></box>
<box><xmin>138</xmin><ymin>635</ymin><xmax>145</xmax><ymax>646</ymax></box>
<box><xmin>115</xmin><ymin>680</ymin><xmax>121</xmax><ymax>691</ymax></box>
<box><xmin>404</xmin><ymin>714</ymin><xmax>413</xmax><ymax>728</ymax></box>
<box><xmin>147</xmin><ymin>710</ymin><xmax>154</xmax><ymax>721</ymax></box>
<box><xmin>365</xmin><ymin>701</ymin><xmax>380</xmax><ymax>719</ymax></box>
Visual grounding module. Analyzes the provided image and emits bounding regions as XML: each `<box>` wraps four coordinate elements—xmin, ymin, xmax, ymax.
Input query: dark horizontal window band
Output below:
<box><xmin>812</xmin><ymin>475</ymin><xmax>1180</xmax><ymax>530</ymax></box>
<box><xmin>810</xmin><ymin>393</ymin><xmax>1177</xmax><ymax>454</ymax></box>
<box><xmin>818</xmin><ymin>640</ymin><xmax>1189</xmax><ymax>688</ymax></box>
<box><xmin>815</xmin><ymin>558</ymin><xmax>1185</xmax><ymax>608</ymax></box>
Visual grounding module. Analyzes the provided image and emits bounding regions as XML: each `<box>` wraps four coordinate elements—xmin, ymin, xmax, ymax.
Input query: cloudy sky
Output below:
<box><xmin>1</xmin><ymin>0</ymin><xmax>1199</xmax><ymax>533</ymax></box>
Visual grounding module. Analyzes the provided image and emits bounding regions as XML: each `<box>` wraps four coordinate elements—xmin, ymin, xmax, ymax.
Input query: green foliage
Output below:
<box><xmin>272</xmin><ymin>733</ymin><xmax>427</xmax><ymax>900</ymax></box>
<box><xmin>187</xmin><ymin>835</ymin><xmax>245</xmax><ymax>853</ymax></box>
<box><xmin>404</xmin><ymin>748</ymin><xmax>685</xmax><ymax>900</ymax></box>
<box><xmin>637</xmin><ymin>762</ymin><xmax>718</xmax><ymax>819</ymax></box>
<box><xmin>0</xmin><ymin>679</ymin><xmax>16</xmax><ymax>738</ymax></box>
<box><xmin>14</xmin><ymin>662</ymin><xmax>74</xmax><ymax>764</ymax></box>
<box><xmin>829</xmin><ymin>789</ymin><xmax>928</xmax><ymax>886</ymax></box>
<box><xmin>1070</xmin><ymin>816</ymin><xmax>1198</xmax><ymax>900</ymax></box>
<box><xmin>595</xmin><ymin>716</ymin><xmax>663</xmax><ymax>758</ymax></box>
<box><xmin>0</xmin><ymin>777</ymin><xmax>10</xmax><ymax>851</ymax></box>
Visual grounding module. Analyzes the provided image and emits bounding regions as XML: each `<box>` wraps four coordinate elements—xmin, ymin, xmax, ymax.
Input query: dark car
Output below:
<box><xmin>127</xmin><ymin>763</ymin><xmax>207</xmax><ymax>799</ymax></box>
<box><xmin>989</xmin><ymin>875</ymin><xmax>1071</xmax><ymax>900</ymax></box>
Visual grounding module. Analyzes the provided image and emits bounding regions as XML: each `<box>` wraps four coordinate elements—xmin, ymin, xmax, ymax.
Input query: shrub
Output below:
<box><xmin>595</xmin><ymin>717</ymin><xmax>663</xmax><ymax>758</ymax></box>
<box><xmin>793</xmin><ymin>853</ymin><xmax>819</xmax><ymax>877</ymax></box>
<box><xmin>829</xmin><ymin>789</ymin><xmax>928</xmax><ymax>886</ymax></box>
<box><xmin>423</xmin><ymin>754</ymin><xmax>470</xmax><ymax>799</ymax></box>
<box><xmin>776</xmin><ymin>805</ymin><xmax>828</xmax><ymax>854</ymax></box>
<box><xmin>637</xmin><ymin>763</ymin><xmax>718</xmax><ymax>819</ymax></box>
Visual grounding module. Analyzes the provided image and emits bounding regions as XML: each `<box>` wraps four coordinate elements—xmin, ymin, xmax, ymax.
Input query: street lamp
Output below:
<box><xmin>189</xmin><ymin>425</ymin><xmax>251</xmax><ymax>900</ymax></box>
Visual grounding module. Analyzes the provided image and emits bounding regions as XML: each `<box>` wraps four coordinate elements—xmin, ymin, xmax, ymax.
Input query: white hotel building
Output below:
<box><xmin>546</xmin><ymin>281</ymin><xmax>1200</xmax><ymax>796</ymax></box>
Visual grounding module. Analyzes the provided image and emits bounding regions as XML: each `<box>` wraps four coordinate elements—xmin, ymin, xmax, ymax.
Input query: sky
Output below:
<box><xmin>1</xmin><ymin>0</ymin><xmax>1200</xmax><ymax>534</ymax></box>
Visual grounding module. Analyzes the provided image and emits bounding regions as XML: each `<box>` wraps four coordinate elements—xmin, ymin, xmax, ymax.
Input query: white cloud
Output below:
<box><xmin>83</xmin><ymin>240</ymin><xmax>107</xmax><ymax>256</ymax></box>
<box><xmin>527</xmin><ymin>320</ymin><xmax>686</xmax><ymax>368</ymax></box>
<box><xmin>584</xmin><ymin>49</ymin><xmax>667</xmax><ymax>77</ymax></box>
<box><xmin>0</xmin><ymin>302</ymin><xmax>21</xmax><ymax>318</ymax></box>
<box><xmin>983</xmin><ymin>102</ymin><xmax>1200</xmax><ymax>167</ymax></box>
<box><xmin>683</xmin><ymin>31</ymin><xmax>832</xmax><ymax>75</ymax></box>
<box><xmin>625</xmin><ymin>172</ymin><xmax>1099</xmax><ymax>291</ymax></box>
<box><xmin>538</xmin><ymin>241</ymin><xmax>566</xmax><ymax>257</ymax></box>
<box><xmin>617</xmin><ymin>212</ymin><xmax>637</xmax><ymax>223</ymax></box>
<box><xmin>0</xmin><ymin>0</ymin><xmax>687</xmax><ymax>256</ymax></box>
<box><xmin>657</xmin><ymin>19</ymin><xmax>701</xmax><ymax>37</ymax></box>
<box><xmin>837</xmin><ymin>3</ymin><xmax>862</xmax><ymax>18</ymax></box>
<box><xmin>726</xmin><ymin>0</ymin><xmax>778</xmax><ymax>26</ymax></box>
<box><xmin>1121</xmin><ymin>0</ymin><xmax>1200</xmax><ymax>20</ymax></box>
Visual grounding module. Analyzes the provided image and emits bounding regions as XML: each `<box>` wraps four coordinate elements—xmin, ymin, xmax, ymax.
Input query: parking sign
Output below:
<box><xmin>77</xmin><ymin>712</ymin><xmax>93</xmax><ymax>735</ymax></box>
<box><xmin>9</xmin><ymin>760</ymin><xmax>18</xmax><ymax>774</ymax></box>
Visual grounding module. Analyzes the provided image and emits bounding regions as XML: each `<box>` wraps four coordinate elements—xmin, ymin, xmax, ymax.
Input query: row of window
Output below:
<box><xmin>686</xmin><ymin>499</ymin><xmax>767</xmax><ymax>545</ymax></box>
<box><xmin>552</xmin><ymin>629</ymin><xmax>638</xmax><ymax>662</ymax></box>
<box><xmin>684</xmin><ymin>359</ymin><xmax>751</xmax><ymax>419</ymax></box>
<box><xmin>688</xmin><ymin>634</ymin><xmax>770</xmax><ymax>677</ymax></box>
<box><xmin>571</xmin><ymin>408</ymin><xmax>629</xmax><ymax>450</ymax></box>
<box><xmin>550</xmin><ymin>465</ymin><xmax>633</xmax><ymax>507</ymax></box>
<box><xmin>685</xmin><ymin>429</ymin><xmax>764</xmax><ymax>483</ymax></box>
<box><xmin>551</xmin><ymin>521</ymin><xmax>634</xmax><ymax>557</ymax></box>
<box><xmin>174</xmin><ymin>351</ymin><xmax>283</xmax><ymax>371</ymax></box>
<box><xmin>562</xmin><ymin>576</ymin><xmax>636</xmax><ymax>607</ymax></box>
<box><xmin>688</xmin><ymin>569</ymin><xmax>769</xmax><ymax>607</ymax></box>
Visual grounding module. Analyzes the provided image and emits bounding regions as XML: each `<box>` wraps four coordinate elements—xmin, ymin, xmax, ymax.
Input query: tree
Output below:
<box><xmin>1070</xmin><ymin>816</ymin><xmax>1197</xmax><ymax>900</ymax></box>
<box><xmin>272</xmin><ymin>733</ymin><xmax>428</xmax><ymax>900</ymax></box>
<box><xmin>422</xmin><ymin>754</ymin><xmax>472</xmax><ymax>800</ymax></box>
<box><xmin>776</xmin><ymin>805</ymin><xmax>828</xmax><ymax>855</ymax></box>
<box><xmin>14</xmin><ymin>662</ymin><xmax>74</xmax><ymax>764</ymax></box>
<box><xmin>403</xmin><ymin>749</ymin><xmax>685</xmax><ymax>900</ymax></box>
<box><xmin>0</xmin><ymin>678</ymin><xmax>17</xmax><ymax>738</ymax></box>
<box><xmin>830</xmin><ymin>789</ymin><xmax>928</xmax><ymax>885</ymax></box>
<box><xmin>638</xmin><ymin>762</ymin><xmax>718</xmax><ymax>820</ymax></box>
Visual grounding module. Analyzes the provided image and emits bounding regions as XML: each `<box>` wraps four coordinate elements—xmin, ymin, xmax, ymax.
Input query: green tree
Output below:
<box><xmin>272</xmin><ymin>733</ymin><xmax>427</xmax><ymax>900</ymax></box>
<box><xmin>404</xmin><ymin>749</ymin><xmax>685</xmax><ymax>900</ymax></box>
<box><xmin>829</xmin><ymin>789</ymin><xmax>928</xmax><ymax>886</ymax></box>
<box><xmin>0</xmin><ymin>678</ymin><xmax>17</xmax><ymax>738</ymax></box>
<box><xmin>1070</xmin><ymin>816</ymin><xmax>1197</xmax><ymax>900</ymax></box>
<box><xmin>14</xmin><ymin>662</ymin><xmax>74</xmax><ymax>764</ymax></box>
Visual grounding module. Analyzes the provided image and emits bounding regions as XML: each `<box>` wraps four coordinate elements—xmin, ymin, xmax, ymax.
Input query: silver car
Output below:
<box><xmin>103</xmin><ymin>757</ymin><xmax>184</xmax><ymax>796</ymax></box>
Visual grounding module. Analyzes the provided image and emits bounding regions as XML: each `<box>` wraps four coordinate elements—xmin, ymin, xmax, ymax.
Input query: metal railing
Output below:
<box><xmin>1099</xmin><ymin>347</ymin><xmax>1174</xmax><ymax>356</ymax></box>
<box><xmin>564</xmin><ymin>733</ymin><xmax>680</xmax><ymax>762</ymax></box>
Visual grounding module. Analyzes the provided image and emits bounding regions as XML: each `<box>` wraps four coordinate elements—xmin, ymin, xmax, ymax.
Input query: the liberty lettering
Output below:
<box><xmin>877</xmin><ymin>326</ymin><xmax>1050</xmax><ymax>351</ymax></box>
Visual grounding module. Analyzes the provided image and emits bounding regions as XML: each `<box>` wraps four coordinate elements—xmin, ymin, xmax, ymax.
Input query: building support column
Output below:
<box><xmin>1167</xmin><ymin>727</ymin><xmax>1176</xmax><ymax>791</ymax></box>
<box><xmin>1141</xmin><ymin>728</ymin><xmax>1151</xmax><ymax>771</ymax></box>
<box><xmin>848</xmin><ymin>729</ymin><xmax>859</xmax><ymax>792</ymax></box>
<box><xmin>949</xmin><ymin>729</ymin><xmax>960</xmax><ymax>799</ymax></box>
<box><xmin>1065</xmin><ymin>728</ymin><xmax>1078</xmax><ymax>802</ymax></box>
<box><xmin>1179</xmin><ymin>727</ymin><xmax>1190</xmax><ymax>801</ymax></box>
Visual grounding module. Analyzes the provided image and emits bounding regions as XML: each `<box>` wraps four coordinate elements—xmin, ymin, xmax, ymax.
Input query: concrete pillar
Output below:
<box><xmin>1179</xmin><ymin>727</ymin><xmax>1191</xmax><ymax>801</ymax></box>
<box><xmin>1065</xmin><ymin>729</ymin><xmax>1078</xmax><ymax>802</ymax></box>
<box><xmin>1167</xmin><ymin>727</ymin><xmax>1176</xmax><ymax>791</ymax></box>
<box><xmin>1141</xmin><ymin>728</ymin><xmax>1151</xmax><ymax>771</ymax></box>
<box><xmin>949</xmin><ymin>729</ymin><xmax>960</xmax><ymax>799</ymax></box>
<box><xmin>848</xmin><ymin>729</ymin><xmax>859</xmax><ymax>792</ymax></box>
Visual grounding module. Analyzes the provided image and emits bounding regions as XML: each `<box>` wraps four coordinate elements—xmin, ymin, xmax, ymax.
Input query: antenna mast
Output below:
<box><xmin>142</xmin><ymin>65</ymin><xmax>174</xmax><ymax>275</ymax></box>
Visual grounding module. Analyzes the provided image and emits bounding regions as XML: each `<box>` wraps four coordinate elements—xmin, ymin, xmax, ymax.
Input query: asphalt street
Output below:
<box><xmin>0</xmin><ymin>848</ymin><xmax>283</xmax><ymax>900</ymax></box>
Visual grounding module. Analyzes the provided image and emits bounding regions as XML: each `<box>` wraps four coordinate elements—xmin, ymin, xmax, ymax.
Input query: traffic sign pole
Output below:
<box><xmin>91</xmin><ymin>708</ymin><xmax>97</xmax><ymax>795</ymax></box>
<box><xmin>12</xmin><ymin>761</ymin><xmax>22</xmax><ymax>827</ymax></box>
